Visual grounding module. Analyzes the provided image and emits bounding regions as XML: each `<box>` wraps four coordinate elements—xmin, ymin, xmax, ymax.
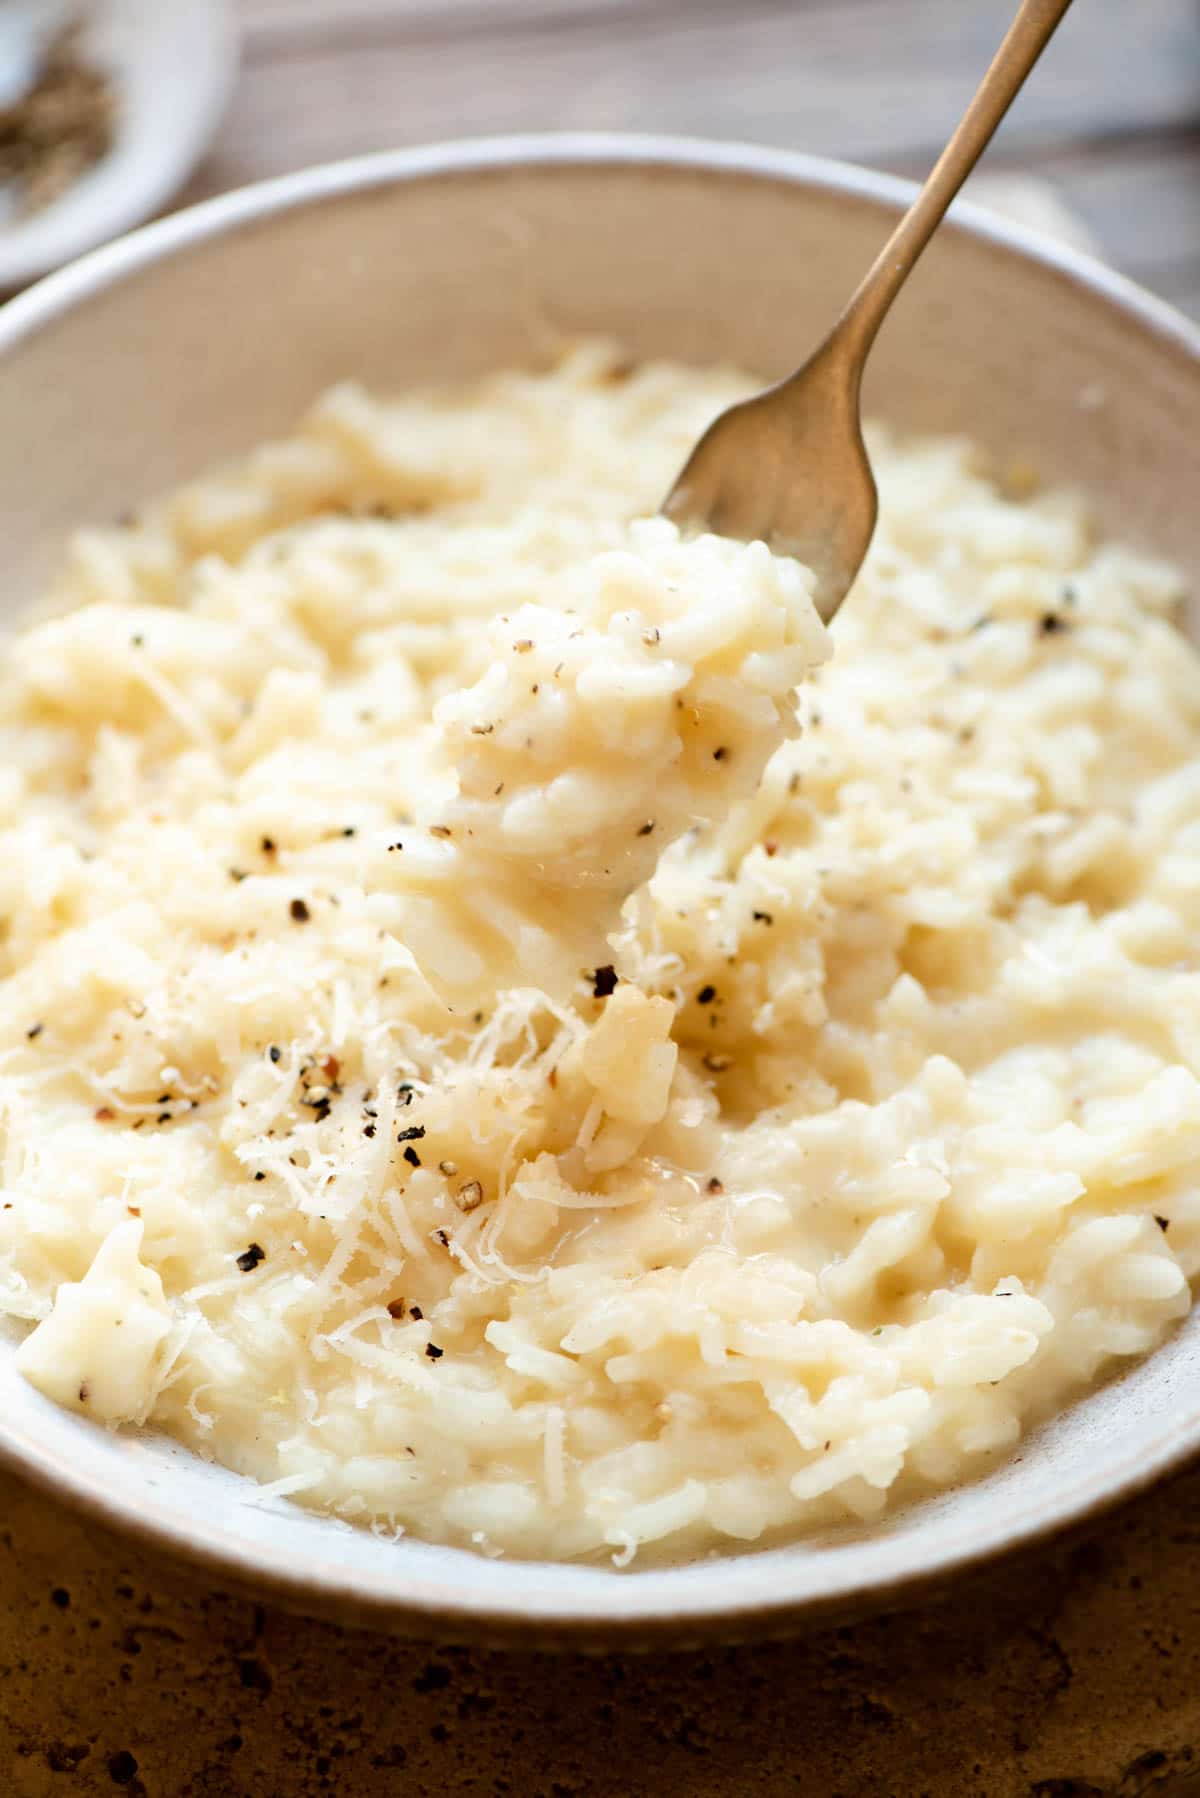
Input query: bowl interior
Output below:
<box><xmin>0</xmin><ymin>139</ymin><xmax>1197</xmax><ymax>1642</ymax></box>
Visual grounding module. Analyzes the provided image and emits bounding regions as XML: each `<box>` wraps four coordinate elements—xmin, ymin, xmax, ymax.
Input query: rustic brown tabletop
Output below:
<box><xmin>4</xmin><ymin>3</ymin><xmax>1200</xmax><ymax>1794</ymax></box>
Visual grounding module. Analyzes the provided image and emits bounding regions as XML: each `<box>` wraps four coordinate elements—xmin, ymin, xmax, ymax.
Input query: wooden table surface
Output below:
<box><xmin>5</xmin><ymin>5</ymin><xmax>1200</xmax><ymax>1795</ymax></box>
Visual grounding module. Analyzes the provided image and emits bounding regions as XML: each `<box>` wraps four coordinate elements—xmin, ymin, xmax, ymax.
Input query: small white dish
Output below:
<box><xmin>0</xmin><ymin>0</ymin><xmax>237</xmax><ymax>291</ymax></box>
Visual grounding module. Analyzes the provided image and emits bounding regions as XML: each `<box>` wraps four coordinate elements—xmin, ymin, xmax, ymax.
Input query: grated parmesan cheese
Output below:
<box><xmin>1</xmin><ymin>345</ymin><xmax>1198</xmax><ymax>1563</ymax></box>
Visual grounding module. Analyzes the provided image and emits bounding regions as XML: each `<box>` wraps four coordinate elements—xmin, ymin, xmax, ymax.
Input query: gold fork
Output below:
<box><xmin>661</xmin><ymin>0</ymin><xmax>1075</xmax><ymax>624</ymax></box>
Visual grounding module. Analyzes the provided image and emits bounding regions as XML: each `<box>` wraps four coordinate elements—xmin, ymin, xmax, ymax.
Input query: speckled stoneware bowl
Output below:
<box><xmin>0</xmin><ymin>137</ymin><xmax>1197</xmax><ymax>1648</ymax></box>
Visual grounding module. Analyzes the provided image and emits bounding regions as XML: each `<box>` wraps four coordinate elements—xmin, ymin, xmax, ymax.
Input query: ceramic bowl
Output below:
<box><xmin>0</xmin><ymin>136</ymin><xmax>1197</xmax><ymax>1646</ymax></box>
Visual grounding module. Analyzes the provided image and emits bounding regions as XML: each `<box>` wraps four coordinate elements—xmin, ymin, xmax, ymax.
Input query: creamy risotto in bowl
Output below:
<box><xmin>2</xmin><ymin>343</ymin><xmax>1197</xmax><ymax>1566</ymax></box>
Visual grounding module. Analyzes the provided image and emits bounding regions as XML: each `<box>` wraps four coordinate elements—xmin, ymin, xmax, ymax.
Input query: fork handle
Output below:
<box><xmin>831</xmin><ymin>0</ymin><xmax>1075</xmax><ymax>372</ymax></box>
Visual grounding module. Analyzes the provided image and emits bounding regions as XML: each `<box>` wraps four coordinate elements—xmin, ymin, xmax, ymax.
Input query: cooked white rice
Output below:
<box><xmin>3</xmin><ymin>344</ymin><xmax>1198</xmax><ymax>1563</ymax></box>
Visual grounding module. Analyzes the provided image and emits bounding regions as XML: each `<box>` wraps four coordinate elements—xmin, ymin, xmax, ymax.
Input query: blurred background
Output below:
<box><xmin>192</xmin><ymin>0</ymin><xmax>1198</xmax><ymax>315</ymax></box>
<box><xmin>2</xmin><ymin>0</ymin><xmax>1198</xmax><ymax>305</ymax></box>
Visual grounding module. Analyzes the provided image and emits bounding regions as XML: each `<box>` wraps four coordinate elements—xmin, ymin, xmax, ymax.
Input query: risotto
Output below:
<box><xmin>2</xmin><ymin>345</ymin><xmax>1198</xmax><ymax>1563</ymax></box>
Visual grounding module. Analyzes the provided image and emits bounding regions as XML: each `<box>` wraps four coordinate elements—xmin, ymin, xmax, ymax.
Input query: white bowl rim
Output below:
<box><xmin>1</xmin><ymin>132</ymin><xmax>1199</xmax><ymax>1643</ymax></box>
